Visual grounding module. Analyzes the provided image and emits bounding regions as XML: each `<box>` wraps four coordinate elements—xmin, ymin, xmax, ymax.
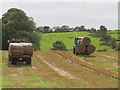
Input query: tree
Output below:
<box><xmin>61</xmin><ymin>25</ymin><xmax>70</xmax><ymax>32</ymax></box>
<box><xmin>90</xmin><ymin>28</ymin><xmax>96</xmax><ymax>32</ymax></box>
<box><xmin>53</xmin><ymin>26</ymin><xmax>61</xmax><ymax>32</ymax></box>
<box><xmin>36</xmin><ymin>26</ymin><xmax>43</xmax><ymax>32</ymax></box>
<box><xmin>2</xmin><ymin>8</ymin><xmax>40</xmax><ymax>50</ymax></box>
<box><xmin>2</xmin><ymin>8</ymin><xmax>36</xmax><ymax>32</ymax></box>
<box><xmin>51</xmin><ymin>41</ymin><xmax>67</xmax><ymax>50</ymax></box>
<box><xmin>74</xmin><ymin>26</ymin><xmax>80</xmax><ymax>31</ymax></box>
<box><xmin>98</xmin><ymin>25</ymin><xmax>107</xmax><ymax>37</ymax></box>
<box><xmin>43</xmin><ymin>26</ymin><xmax>50</xmax><ymax>33</ymax></box>
<box><xmin>79</xmin><ymin>25</ymin><xmax>86</xmax><ymax>31</ymax></box>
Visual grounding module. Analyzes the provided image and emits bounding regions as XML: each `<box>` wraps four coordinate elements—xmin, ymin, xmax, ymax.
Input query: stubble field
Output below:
<box><xmin>2</xmin><ymin>50</ymin><xmax>119</xmax><ymax>88</ymax></box>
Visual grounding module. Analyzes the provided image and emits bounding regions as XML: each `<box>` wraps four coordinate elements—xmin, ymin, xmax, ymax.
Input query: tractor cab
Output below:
<box><xmin>75</xmin><ymin>37</ymin><xmax>83</xmax><ymax>45</ymax></box>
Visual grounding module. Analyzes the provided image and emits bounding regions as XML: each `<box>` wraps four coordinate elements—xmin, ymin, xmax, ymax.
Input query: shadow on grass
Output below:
<box><xmin>78</xmin><ymin>55</ymin><xmax>96</xmax><ymax>58</ymax></box>
<box><xmin>8</xmin><ymin>61</ymin><xmax>32</xmax><ymax>68</ymax></box>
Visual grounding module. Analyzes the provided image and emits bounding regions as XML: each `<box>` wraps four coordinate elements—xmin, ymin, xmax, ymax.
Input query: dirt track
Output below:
<box><xmin>2</xmin><ymin>50</ymin><xmax>119</xmax><ymax>88</ymax></box>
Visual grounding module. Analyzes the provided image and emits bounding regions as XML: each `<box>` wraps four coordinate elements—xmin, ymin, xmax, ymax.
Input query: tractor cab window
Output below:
<box><xmin>75</xmin><ymin>38</ymin><xmax>80</xmax><ymax>45</ymax></box>
<box><xmin>77</xmin><ymin>39</ymin><xmax>80</xmax><ymax>44</ymax></box>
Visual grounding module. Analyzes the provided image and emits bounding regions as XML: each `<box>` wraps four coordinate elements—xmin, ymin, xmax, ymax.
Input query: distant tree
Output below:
<box><xmin>74</xmin><ymin>26</ymin><xmax>80</xmax><ymax>31</ymax></box>
<box><xmin>74</xmin><ymin>25</ymin><xmax>86</xmax><ymax>31</ymax></box>
<box><xmin>51</xmin><ymin>41</ymin><xmax>67</xmax><ymax>50</ymax></box>
<box><xmin>61</xmin><ymin>25</ymin><xmax>70</xmax><ymax>32</ymax></box>
<box><xmin>53</xmin><ymin>26</ymin><xmax>61</xmax><ymax>32</ymax></box>
<box><xmin>43</xmin><ymin>26</ymin><xmax>50</xmax><ymax>33</ymax></box>
<box><xmin>90</xmin><ymin>28</ymin><xmax>96</xmax><ymax>33</ymax></box>
<box><xmin>79</xmin><ymin>25</ymin><xmax>86</xmax><ymax>31</ymax></box>
<box><xmin>36</xmin><ymin>26</ymin><xmax>43</xmax><ymax>32</ymax></box>
<box><xmin>99</xmin><ymin>25</ymin><xmax>107</xmax><ymax>35</ymax></box>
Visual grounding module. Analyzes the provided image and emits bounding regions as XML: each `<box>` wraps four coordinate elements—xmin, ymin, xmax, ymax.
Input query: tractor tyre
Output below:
<box><xmin>73</xmin><ymin>47</ymin><xmax>75</xmax><ymax>54</ymax></box>
<box><xmin>75</xmin><ymin>48</ymin><xmax>79</xmax><ymax>55</ymax></box>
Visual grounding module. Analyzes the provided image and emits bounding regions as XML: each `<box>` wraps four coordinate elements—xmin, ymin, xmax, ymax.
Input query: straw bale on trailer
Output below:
<box><xmin>9</xmin><ymin>43</ymin><xmax>33</xmax><ymax>56</ymax></box>
<box><xmin>9</xmin><ymin>43</ymin><xmax>23</xmax><ymax>56</ymax></box>
<box><xmin>21</xmin><ymin>43</ymin><xmax>33</xmax><ymax>56</ymax></box>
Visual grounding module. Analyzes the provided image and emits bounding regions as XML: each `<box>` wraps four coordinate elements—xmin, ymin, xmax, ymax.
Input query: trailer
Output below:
<box><xmin>8</xmin><ymin>38</ymin><xmax>33</xmax><ymax>65</ymax></box>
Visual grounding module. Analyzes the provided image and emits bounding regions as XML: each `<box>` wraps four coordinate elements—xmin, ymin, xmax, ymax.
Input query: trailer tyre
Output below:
<box><xmin>8</xmin><ymin>55</ymin><xmax>11</xmax><ymax>61</ymax></box>
<box><xmin>11</xmin><ymin>57</ymin><xmax>17</xmax><ymax>65</ymax></box>
<box><xmin>26</xmin><ymin>58</ymin><xmax>31</xmax><ymax>65</ymax></box>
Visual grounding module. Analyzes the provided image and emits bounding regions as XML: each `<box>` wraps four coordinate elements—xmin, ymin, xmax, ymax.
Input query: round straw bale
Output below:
<box><xmin>81</xmin><ymin>37</ymin><xmax>91</xmax><ymax>45</ymax></box>
<box><xmin>86</xmin><ymin>45</ymin><xmax>96</xmax><ymax>55</ymax></box>
<box><xmin>77</xmin><ymin>44</ymin><xmax>86</xmax><ymax>54</ymax></box>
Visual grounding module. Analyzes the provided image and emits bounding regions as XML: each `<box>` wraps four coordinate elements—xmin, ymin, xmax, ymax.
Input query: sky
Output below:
<box><xmin>0</xmin><ymin>0</ymin><xmax>119</xmax><ymax>30</ymax></box>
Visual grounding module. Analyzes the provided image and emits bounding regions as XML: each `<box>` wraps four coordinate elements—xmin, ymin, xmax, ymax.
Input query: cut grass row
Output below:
<box><xmin>38</xmin><ymin>50</ymin><xmax>118</xmax><ymax>88</ymax></box>
<box><xmin>2</xmin><ymin>51</ymin><xmax>118</xmax><ymax>88</ymax></box>
<box><xmin>2</xmin><ymin>51</ymin><xmax>56</xmax><ymax>88</ymax></box>
<box><xmin>69</xmin><ymin>51</ymin><xmax>118</xmax><ymax>73</ymax></box>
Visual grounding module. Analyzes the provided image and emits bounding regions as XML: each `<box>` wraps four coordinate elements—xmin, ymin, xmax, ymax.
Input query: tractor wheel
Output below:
<box><xmin>74</xmin><ymin>48</ymin><xmax>79</xmax><ymax>55</ymax></box>
<box><xmin>73</xmin><ymin>47</ymin><xmax>75</xmax><ymax>54</ymax></box>
<box><xmin>11</xmin><ymin>57</ymin><xmax>17</xmax><ymax>65</ymax></box>
<box><xmin>26</xmin><ymin>58</ymin><xmax>31</xmax><ymax>65</ymax></box>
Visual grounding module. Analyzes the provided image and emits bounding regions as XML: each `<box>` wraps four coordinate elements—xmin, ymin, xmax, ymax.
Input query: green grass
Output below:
<box><xmin>40</xmin><ymin>31</ymin><xmax>115</xmax><ymax>51</ymax></box>
<box><xmin>107</xmin><ymin>30</ymin><xmax>119</xmax><ymax>40</ymax></box>
<box><xmin>107</xmin><ymin>30</ymin><xmax>120</xmax><ymax>44</ymax></box>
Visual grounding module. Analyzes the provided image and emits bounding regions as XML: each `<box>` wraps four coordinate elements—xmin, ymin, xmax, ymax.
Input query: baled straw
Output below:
<box><xmin>80</xmin><ymin>37</ymin><xmax>91</xmax><ymax>45</ymax></box>
<box><xmin>77</xmin><ymin>44</ymin><xmax>86</xmax><ymax>54</ymax></box>
<box><xmin>86</xmin><ymin>45</ymin><xmax>96</xmax><ymax>55</ymax></box>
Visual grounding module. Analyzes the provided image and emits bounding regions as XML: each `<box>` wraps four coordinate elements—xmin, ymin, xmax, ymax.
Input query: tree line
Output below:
<box><xmin>36</xmin><ymin>25</ymin><xmax>93</xmax><ymax>33</ymax></box>
<box><xmin>90</xmin><ymin>25</ymin><xmax>119</xmax><ymax>51</ymax></box>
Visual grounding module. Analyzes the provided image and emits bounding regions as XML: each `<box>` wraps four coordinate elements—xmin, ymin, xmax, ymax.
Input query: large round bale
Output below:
<box><xmin>86</xmin><ymin>45</ymin><xmax>96</xmax><ymax>55</ymax></box>
<box><xmin>77</xmin><ymin>44</ymin><xmax>86</xmax><ymax>54</ymax></box>
<box><xmin>80</xmin><ymin>37</ymin><xmax>91</xmax><ymax>45</ymax></box>
<box><xmin>10</xmin><ymin>43</ymin><xmax>23</xmax><ymax>56</ymax></box>
<box><xmin>21</xmin><ymin>43</ymin><xmax>33</xmax><ymax>56</ymax></box>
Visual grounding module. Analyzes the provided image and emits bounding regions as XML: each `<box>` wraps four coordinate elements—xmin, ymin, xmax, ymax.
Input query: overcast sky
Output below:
<box><xmin>0</xmin><ymin>0</ymin><xmax>118</xmax><ymax>30</ymax></box>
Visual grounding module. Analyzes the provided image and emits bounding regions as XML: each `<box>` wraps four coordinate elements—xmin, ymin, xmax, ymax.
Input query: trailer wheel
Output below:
<box><xmin>26</xmin><ymin>58</ymin><xmax>31</xmax><ymax>65</ymax></box>
<box><xmin>8</xmin><ymin>55</ymin><xmax>11</xmax><ymax>61</ymax></box>
<box><xmin>11</xmin><ymin>57</ymin><xmax>17</xmax><ymax>65</ymax></box>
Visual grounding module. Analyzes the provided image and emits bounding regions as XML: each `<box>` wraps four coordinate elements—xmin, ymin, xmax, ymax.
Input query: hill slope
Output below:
<box><xmin>40</xmin><ymin>32</ymin><xmax>115</xmax><ymax>51</ymax></box>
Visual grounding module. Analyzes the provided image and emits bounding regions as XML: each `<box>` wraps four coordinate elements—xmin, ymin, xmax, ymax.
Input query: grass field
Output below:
<box><xmin>2</xmin><ymin>50</ymin><xmax>118</xmax><ymax>88</ymax></box>
<box><xmin>40</xmin><ymin>31</ymin><xmax>117</xmax><ymax>51</ymax></box>
<box><xmin>107</xmin><ymin>30</ymin><xmax>120</xmax><ymax>45</ymax></box>
<box><xmin>108</xmin><ymin>30</ymin><xmax>119</xmax><ymax>40</ymax></box>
